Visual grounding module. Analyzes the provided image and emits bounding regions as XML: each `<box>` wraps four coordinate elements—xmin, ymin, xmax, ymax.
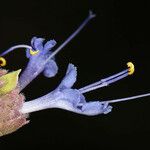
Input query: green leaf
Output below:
<box><xmin>0</xmin><ymin>69</ymin><xmax>21</xmax><ymax>95</ymax></box>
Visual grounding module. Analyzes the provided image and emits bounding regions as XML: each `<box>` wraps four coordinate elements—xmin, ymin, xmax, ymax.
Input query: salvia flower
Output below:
<box><xmin>0</xmin><ymin>11</ymin><xmax>150</xmax><ymax>137</ymax></box>
<box><xmin>20</xmin><ymin>62</ymin><xmax>135</xmax><ymax>115</ymax></box>
<box><xmin>0</xmin><ymin>38</ymin><xmax>58</xmax><ymax>91</ymax></box>
<box><xmin>19</xmin><ymin>37</ymin><xmax>58</xmax><ymax>90</ymax></box>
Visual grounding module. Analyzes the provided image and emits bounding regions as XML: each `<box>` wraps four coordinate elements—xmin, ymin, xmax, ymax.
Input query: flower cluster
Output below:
<box><xmin>0</xmin><ymin>11</ymin><xmax>149</xmax><ymax>137</ymax></box>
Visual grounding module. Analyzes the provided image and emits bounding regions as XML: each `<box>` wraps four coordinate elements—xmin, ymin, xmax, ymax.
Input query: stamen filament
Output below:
<box><xmin>79</xmin><ymin>69</ymin><xmax>128</xmax><ymax>92</ymax></box>
<box><xmin>0</xmin><ymin>45</ymin><xmax>32</xmax><ymax>56</ymax></box>
<box><xmin>79</xmin><ymin>70</ymin><xmax>128</xmax><ymax>94</ymax></box>
<box><xmin>101</xmin><ymin>93</ymin><xmax>150</xmax><ymax>104</ymax></box>
<box><xmin>79</xmin><ymin>62</ymin><xmax>135</xmax><ymax>94</ymax></box>
<box><xmin>46</xmin><ymin>10</ymin><xmax>96</xmax><ymax>62</ymax></box>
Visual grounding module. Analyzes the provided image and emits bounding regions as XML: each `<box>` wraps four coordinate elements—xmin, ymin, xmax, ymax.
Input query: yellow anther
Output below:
<box><xmin>127</xmin><ymin>62</ymin><xmax>135</xmax><ymax>75</ymax></box>
<box><xmin>29</xmin><ymin>49</ymin><xmax>39</xmax><ymax>56</ymax></box>
<box><xmin>0</xmin><ymin>57</ymin><xmax>6</xmax><ymax>67</ymax></box>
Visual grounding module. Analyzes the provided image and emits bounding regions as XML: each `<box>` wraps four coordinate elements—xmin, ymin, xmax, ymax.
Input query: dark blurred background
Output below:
<box><xmin>0</xmin><ymin>0</ymin><xmax>150</xmax><ymax>149</ymax></box>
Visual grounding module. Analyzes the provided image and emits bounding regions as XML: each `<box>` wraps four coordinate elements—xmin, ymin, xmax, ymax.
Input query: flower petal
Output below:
<box><xmin>58</xmin><ymin>64</ymin><xmax>77</xmax><ymax>89</ymax></box>
<box><xmin>81</xmin><ymin>101</ymin><xmax>112</xmax><ymax>115</ymax></box>
<box><xmin>31</xmin><ymin>37</ymin><xmax>37</xmax><ymax>47</ymax></box>
<box><xmin>43</xmin><ymin>40</ymin><xmax>57</xmax><ymax>52</ymax></box>
<box><xmin>60</xmin><ymin>89</ymin><xmax>82</xmax><ymax>106</ymax></box>
<box><xmin>43</xmin><ymin>59</ymin><xmax>58</xmax><ymax>78</ymax></box>
<box><xmin>33</xmin><ymin>38</ymin><xmax>45</xmax><ymax>50</ymax></box>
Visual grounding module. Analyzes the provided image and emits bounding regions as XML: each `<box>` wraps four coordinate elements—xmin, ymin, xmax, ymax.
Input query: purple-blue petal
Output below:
<box><xmin>60</xmin><ymin>89</ymin><xmax>82</xmax><ymax>106</ymax></box>
<box><xmin>31</xmin><ymin>37</ymin><xmax>37</xmax><ymax>48</ymax></box>
<box><xmin>58</xmin><ymin>64</ymin><xmax>77</xmax><ymax>89</ymax></box>
<box><xmin>43</xmin><ymin>40</ymin><xmax>57</xmax><ymax>52</ymax></box>
<box><xmin>43</xmin><ymin>59</ymin><xmax>58</xmax><ymax>78</ymax></box>
<box><xmin>33</xmin><ymin>38</ymin><xmax>45</xmax><ymax>50</ymax></box>
<box><xmin>81</xmin><ymin>101</ymin><xmax>112</xmax><ymax>115</ymax></box>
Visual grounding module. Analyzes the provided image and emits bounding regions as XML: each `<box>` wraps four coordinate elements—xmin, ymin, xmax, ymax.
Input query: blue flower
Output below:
<box><xmin>53</xmin><ymin>64</ymin><xmax>113</xmax><ymax>115</ymax></box>
<box><xmin>21</xmin><ymin>64</ymin><xmax>113</xmax><ymax>116</ymax></box>
<box><xmin>0</xmin><ymin>11</ymin><xmax>97</xmax><ymax>91</ymax></box>
<box><xmin>21</xmin><ymin>62</ymin><xmax>137</xmax><ymax>116</ymax></box>
<box><xmin>19</xmin><ymin>37</ymin><xmax>58</xmax><ymax>90</ymax></box>
<box><xmin>1</xmin><ymin>10</ymin><xmax>150</xmax><ymax>138</ymax></box>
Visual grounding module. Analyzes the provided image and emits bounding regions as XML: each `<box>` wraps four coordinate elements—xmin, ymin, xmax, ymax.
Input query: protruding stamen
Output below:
<box><xmin>79</xmin><ymin>62</ymin><xmax>135</xmax><ymax>94</ymax></box>
<box><xmin>79</xmin><ymin>67</ymin><xmax>129</xmax><ymax>94</ymax></box>
<box><xmin>29</xmin><ymin>49</ymin><xmax>39</xmax><ymax>56</ymax></box>
<box><xmin>0</xmin><ymin>57</ymin><xmax>6</xmax><ymax>67</ymax></box>
<box><xmin>127</xmin><ymin>62</ymin><xmax>135</xmax><ymax>75</ymax></box>
<box><xmin>79</xmin><ymin>71</ymin><xmax>128</xmax><ymax>94</ymax></box>
<box><xmin>79</xmin><ymin>70</ymin><xmax>128</xmax><ymax>93</ymax></box>
<box><xmin>0</xmin><ymin>45</ymin><xmax>32</xmax><ymax>57</ymax></box>
<box><xmin>46</xmin><ymin>10</ymin><xmax>96</xmax><ymax>62</ymax></box>
<box><xmin>101</xmin><ymin>93</ymin><xmax>150</xmax><ymax>104</ymax></box>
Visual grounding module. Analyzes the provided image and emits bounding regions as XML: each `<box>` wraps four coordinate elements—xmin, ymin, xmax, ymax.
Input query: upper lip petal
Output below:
<box><xmin>32</xmin><ymin>37</ymin><xmax>45</xmax><ymax>50</ymax></box>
